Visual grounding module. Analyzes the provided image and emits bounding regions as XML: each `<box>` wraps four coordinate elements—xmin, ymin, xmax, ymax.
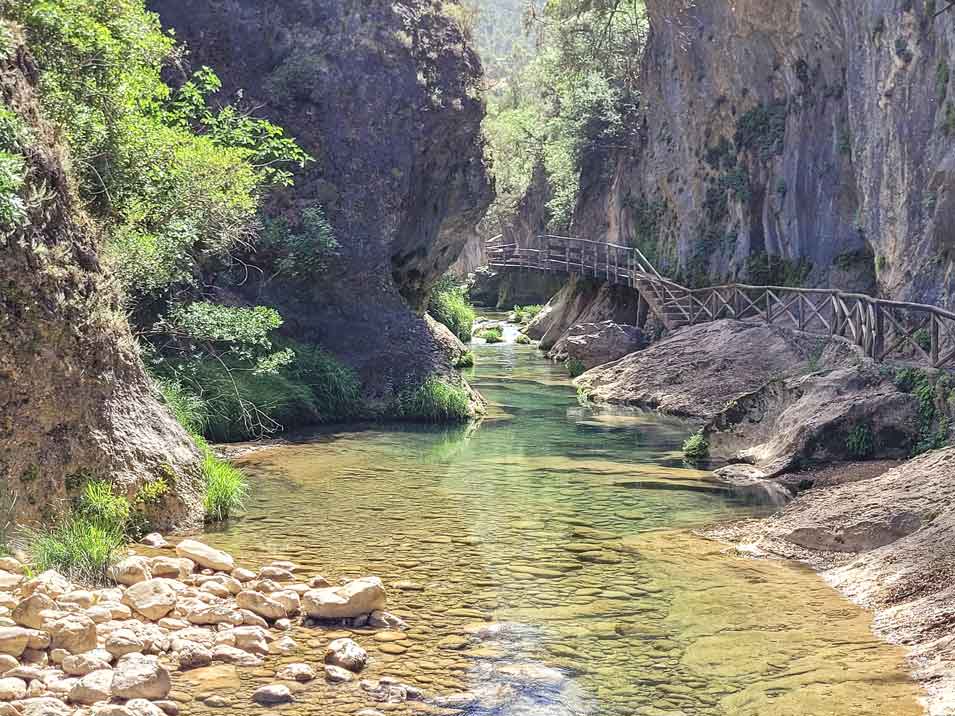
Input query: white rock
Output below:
<box><xmin>184</xmin><ymin>604</ymin><xmax>242</xmax><ymax>626</ymax></box>
<box><xmin>125</xmin><ymin>699</ymin><xmax>166</xmax><ymax>716</ymax></box>
<box><xmin>0</xmin><ymin>654</ymin><xmax>17</xmax><ymax>672</ymax></box>
<box><xmin>174</xmin><ymin>641</ymin><xmax>211</xmax><ymax>670</ymax></box>
<box><xmin>232</xmin><ymin>627</ymin><xmax>269</xmax><ymax>655</ymax></box>
<box><xmin>0</xmin><ymin>559</ymin><xmax>23</xmax><ymax>575</ymax></box>
<box><xmin>268</xmin><ymin>636</ymin><xmax>296</xmax><ymax>655</ymax></box>
<box><xmin>252</xmin><ymin>684</ymin><xmax>292</xmax><ymax>704</ymax></box>
<box><xmin>110</xmin><ymin>655</ymin><xmax>170</xmax><ymax>700</ymax></box>
<box><xmin>238</xmin><ymin>610</ymin><xmax>268</xmax><ymax>628</ymax></box>
<box><xmin>141</xmin><ymin>533</ymin><xmax>169</xmax><ymax>549</ymax></box>
<box><xmin>11</xmin><ymin>696</ymin><xmax>73</xmax><ymax>715</ymax></box>
<box><xmin>68</xmin><ymin>669</ymin><xmax>113</xmax><ymax>705</ymax></box>
<box><xmin>122</xmin><ymin>579</ymin><xmax>178</xmax><ymax>621</ymax></box>
<box><xmin>105</xmin><ymin>629</ymin><xmax>144</xmax><ymax>659</ymax></box>
<box><xmin>270</xmin><ymin>590</ymin><xmax>300</xmax><ymax>616</ymax></box>
<box><xmin>231</xmin><ymin>568</ymin><xmax>255</xmax><ymax>583</ymax></box>
<box><xmin>257</xmin><ymin>567</ymin><xmax>293</xmax><ymax>582</ymax></box>
<box><xmin>21</xmin><ymin>571</ymin><xmax>71</xmax><ymax>599</ymax></box>
<box><xmin>109</xmin><ymin>557</ymin><xmax>153</xmax><ymax>587</ymax></box>
<box><xmin>62</xmin><ymin>652</ymin><xmax>112</xmax><ymax>677</ymax></box>
<box><xmin>174</xmin><ymin>541</ymin><xmax>234</xmax><ymax>573</ymax></box>
<box><xmin>210</xmin><ymin>645</ymin><xmax>262</xmax><ymax>667</ymax></box>
<box><xmin>302</xmin><ymin>577</ymin><xmax>386</xmax><ymax>620</ymax></box>
<box><xmin>0</xmin><ymin>677</ymin><xmax>26</xmax><ymax>700</ymax></box>
<box><xmin>324</xmin><ymin>664</ymin><xmax>354</xmax><ymax>683</ymax></box>
<box><xmin>275</xmin><ymin>662</ymin><xmax>315</xmax><ymax>682</ymax></box>
<box><xmin>234</xmin><ymin>592</ymin><xmax>286</xmax><ymax>621</ymax></box>
<box><xmin>48</xmin><ymin>614</ymin><xmax>97</xmax><ymax>654</ymax></box>
<box><xmin>0</xmin><ymin>627</ymin><xmax>32</xmax><ymax>657</ymax></box>
<box><xmin>59</xmin><ymin>591</ymin><xmax>94</xmax><ymax>609</ymax></box>
<box><xmin>324</xmin><ymin>638</ymin><xmax>367</xmax><ymax>673</ymax></box>
<box><xmin>0</xmin><ymin>574</ymin><xmax>20</xmax><ymax>591</ymax></box>
<box><xmin>11</xmin><ymin>594</ymin><xmax>57</xmax><ymax>630</ymax></box>
<box><xmin>148</xmin><ymin>558</ymin><xmax>183</xmax><ymax>579</ymax></box>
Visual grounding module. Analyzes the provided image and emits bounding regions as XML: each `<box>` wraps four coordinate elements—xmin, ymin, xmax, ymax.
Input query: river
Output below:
<box><xmin>189</xmin><ymin>327</ymin><xmax>923</xmax><ymax>716</ymax></box>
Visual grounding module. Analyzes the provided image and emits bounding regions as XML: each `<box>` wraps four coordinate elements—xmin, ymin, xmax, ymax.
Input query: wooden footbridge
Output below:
<box><xmin>487</xmin><ymin>234</ymin><xmax>955</xmax><ymax>369</ymax></box>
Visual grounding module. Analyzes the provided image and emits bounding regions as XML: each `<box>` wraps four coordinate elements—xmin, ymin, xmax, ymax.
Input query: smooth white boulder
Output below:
<box><xmin>122</xmin><ymin>579</ymin><xmax>178</xmax><ymax>621</ymax></box>
<box><xmin>302</xmin><ymin>577</ymin><xmax>386</xmax><ymax>620</ymax></box>
<box><xmin>174</xmin><ymin>541</ymin><xmax>234</xmax><ymax>573</ymax></box>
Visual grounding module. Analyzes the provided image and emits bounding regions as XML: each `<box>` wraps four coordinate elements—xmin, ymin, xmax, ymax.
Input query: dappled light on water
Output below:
<box><xmin>191</xmin><ymin>340</ymin><xmax>923</xmax><ymax>716</ymax></box>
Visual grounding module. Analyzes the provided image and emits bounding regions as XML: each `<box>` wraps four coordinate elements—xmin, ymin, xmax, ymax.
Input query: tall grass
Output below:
<box><xmin>194</xmin><ymin>436</ymin><xmax>248</xmax><ymax>522</ymax></box>
<box><xmin>477</xmin><ymin>326</ymin><xmax>504</xmax><ymax>344</ymax></box>
<box><xmin>393</xmin><ymin>377</ymin><xmax>472</xmax><ymax>423</ymax></box>
<box><xmin>428</xmin><ymin>276</ymin><xmax>475</xmax><ymax>342</ymax></box>
<box><xmin>155</xmin><ymin>378</ymin><xmax>209</xmax><ymax>435</ymax></box>
<box><xmin>27</xmin><ymin>480</ymin><xmax>132</xmax><ymax>584</ymax></box>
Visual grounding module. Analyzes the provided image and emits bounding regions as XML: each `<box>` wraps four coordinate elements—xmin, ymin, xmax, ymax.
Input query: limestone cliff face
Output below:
<box><xmin>0</xmin><ymin>43</ymin><xmax>204</xmax><ymax>530</ymax></box>
<box><xmin>150</xmin><ymin>0</ymin><xmax>493</xmax><ymax>404</ymax></box>
<box><xmin>574</xmin><ymin>0</ymin><xmax>955</xmax><ymax>305</ymax></box>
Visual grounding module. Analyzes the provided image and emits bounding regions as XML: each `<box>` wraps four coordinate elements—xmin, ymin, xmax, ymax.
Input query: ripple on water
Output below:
<box><xmin>189</xmin><ymin>338</ymin><xmax>924</xmax><ymax>716</ymax></box>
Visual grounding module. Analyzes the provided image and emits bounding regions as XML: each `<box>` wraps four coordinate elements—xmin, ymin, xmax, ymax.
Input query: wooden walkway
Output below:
<box><xmin>487</xmin><ymin>234</ymin><xmax>955</xmax><ymax>370</ymax></box>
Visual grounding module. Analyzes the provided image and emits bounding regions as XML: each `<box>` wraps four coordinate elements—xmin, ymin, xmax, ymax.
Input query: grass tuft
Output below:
<box><xmin>193</xmin><ymin>436</ymin><xmax>248</xmax><ymax>522</ymax></box>
<box><xmin>393</xmin><ymin>377</ymin><xmax>472</xmax><ymax>423</ymax></box>
<box><xmin>454</xmin><ymin>351</ymin><xmax>475</xmax><ymax>369</ymax></box>
<box><xmin>477</xmin><ymin>326</ymin><xmax>504</xmax><ymax>344</ymax></box>
<box><xmin>429</xmin><ymin>276</ymin><xmax>475</xmax><ymax>342</ymax></box>
<box><xmin>28</xmin><ymin>518</ymin><xmax>126</xmax><ymax>585</ymax></box>
<box><xmin>682</xmin><ymin>432</ymin><xmax>709</xmax><ymax>465</ymax></box>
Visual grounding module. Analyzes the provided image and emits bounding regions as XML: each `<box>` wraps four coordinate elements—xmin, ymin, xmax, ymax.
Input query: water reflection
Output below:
<box><xmin>190</xmin><ymin>338</ymin><xmax>923</xmax><ymax>716</ymax></box>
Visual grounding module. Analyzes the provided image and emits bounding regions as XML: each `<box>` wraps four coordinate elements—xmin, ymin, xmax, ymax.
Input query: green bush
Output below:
<box><xmin>75</xmin><ymin>481</ymin><xmax>131</xmax><ymax>530</ymax></box>
<box><xmin>516</xmin><ymin>333</ymin><xmax>532</xmax><ymax>345</ymax></box>
<box><xmin>260</xmin><ymin>207</ymin><xmax>340</xmax><ymax>281</ymax></box>
<box><xmin>201</xmin><ymin>448</ymin><xmax>248</xmax><ymax>523</ymax></box>
<box><xmin>846</xmin><ymin>424</ymin><xmax>875</xmax><ymax>459</ymax></box>
<box><xmin>28</xmin><ymin>517</ymin><xmax>126</xmax><ymax>585</ymax></box>
<box><xmin>682</xmin><ymin>432</ymin><xmax>709</xmax><ymax>464</ymax></box>
<box><xmin>566</xmin><ymin>358</ymin><xmax>586</xmax><ymax>378</ymax></box>
<box><xmin>155</xmin><ymin>378</ymin><xmax>209</xmax><ymax>435</ymax></box>
<box><xmin>454</xmin><ymin>351</ymin><xmax>475</xmax><ymax>369</ymax></box>
<box><xmin>477</xmin><ymin>326</ymin><xmax>504</xmax><ymax>344</ymax></box>
<box><xmin>393</xmin><ymin>377</ymin><xmax>471</xmax><ymax>423</ymax></box>
<box><xmin>511</xmin><ymin>305</ymin><xmax>543</xmax><ymax>324</ymax></box>
<box><xmin>895</xmin><ymin>368</ymin><xmax>952</xmax><ymax>455</ymax></box>
<box><xmin>284</xmin><ymin>342</ymin><xmax>363</xmax><ymax>421</ymax></box>
<box><xmin>429</xmin><ymin>276</ymin><xmax>475</xmax><ymax>342</ymax></box>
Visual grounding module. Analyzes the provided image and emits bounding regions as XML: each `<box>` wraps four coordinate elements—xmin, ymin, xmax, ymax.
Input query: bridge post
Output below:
<box><xmin>872</xmin><ymin>304</ymin><xmax>884</xmax><ymax>360</ymax></box>
<box><xmin>931</xmin><ymin>313</ymin><xmax>940</xmax><ymax>366</ymax></box>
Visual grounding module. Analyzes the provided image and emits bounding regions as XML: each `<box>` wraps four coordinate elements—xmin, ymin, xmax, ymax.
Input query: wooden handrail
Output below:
<box><xmin>485</xmin><ymin>234</ymin><xmax>955</xmax><ymax>369</ymax></box>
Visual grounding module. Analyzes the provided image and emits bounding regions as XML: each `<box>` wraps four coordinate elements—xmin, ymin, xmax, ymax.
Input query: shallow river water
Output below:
<box><xmin>190</xmin><ymin>331</ymin><xmax>924</xmax><ymax>716</ymax></box>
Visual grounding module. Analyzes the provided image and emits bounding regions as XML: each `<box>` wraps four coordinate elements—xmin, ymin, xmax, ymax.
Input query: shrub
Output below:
<box><xmin>155</xmin><ymin>378</ymin><xmax>208</xmax><ymax>435</ymax></box>
<box><xmin>511</xmin><ymin>305</ymin><xmax>543</xmax><ymax>324</ymax></box>
<box><xmin>260</xmin><ymin>207</ymin><xmax>340</xmax><ymax>281</ymax></box>
<box><xmin>683</xmin><ymin>432</ymin><xmax>709</xmax><ymax>464</ymax></box>
<box><xmin>454</xmin><ymin>351</ymin><xmax>475</xmax><ymax>369</ymax></box>
<box><xmin>202</xmin><ymin>450</ymin><xmax>248</xmax><ymax>523</ymax></box>
<box><xmin>393</xmin><ymin>377</ymin><xmax>471</xmax><ymax>423</ymax></box>
<box><xmin>566</xmin><ymin>358</ymin><xmax>586</xmax><ymax>378</ymax></box>
<box><xmin>136</xmin><ymin>478</ymin><xmax>169</xmax><ymax>506</ymax></box>
<box><xmin>846</xmin><ymin>424</ymin><xmax>874</xmax><ymax>459</ymax></box>
<box><xmin>477</xmin><ymin>326</ymin><xmax>504</xmax><ymax>344</ymax></box>
<box><xmin>28</xmin><ymin>517</ymin><xmax>126</xmax><ymax>585</ymax></box>
<box><xmin>516</xmin><ymin>333</ymin><xmax>532</xmax><ymax>345</ymax></box>
<box><xmin>429</xmin><ymin>276</ymin><xmax>475</xmax><ymax>342</ymax></box>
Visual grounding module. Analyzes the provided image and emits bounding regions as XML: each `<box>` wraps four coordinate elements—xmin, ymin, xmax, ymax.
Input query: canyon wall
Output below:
<box><xmin>575</xmin><ymin>0</ymin><xmax>955</xmax><ymax>301</ymax></box>
<box><xmin>151</xmin><ymin>0</ymin><xmax>493</xmax><ymax>405</ymax></box>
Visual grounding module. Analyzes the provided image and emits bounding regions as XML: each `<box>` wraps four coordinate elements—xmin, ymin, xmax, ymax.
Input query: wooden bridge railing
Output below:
<box><xmin>486</xmin><ymin>234</ymin><xmax>955</xmax><ymax>369</ymax></box>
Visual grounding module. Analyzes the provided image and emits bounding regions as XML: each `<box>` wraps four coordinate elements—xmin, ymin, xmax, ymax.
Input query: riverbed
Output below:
<box><xmin>193</xmin><ymin>333</ymin><xmax>924</xmax><ymax>715</ymax></box>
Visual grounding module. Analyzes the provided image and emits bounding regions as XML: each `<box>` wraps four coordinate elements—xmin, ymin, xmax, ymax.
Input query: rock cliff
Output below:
<box><xmin>576</xmin><ymin>0</ymin><xmax>955</xmax><ymax>304</ymax></box>
<box><xmin>0</xmin><ymin>40</ymin><xmax>204</xmax><ymax>530</ymax></box>
<box><xmin>150</xmin><ymin>0</ymin><xmax>493</xmax><ymax>406</ymax></box>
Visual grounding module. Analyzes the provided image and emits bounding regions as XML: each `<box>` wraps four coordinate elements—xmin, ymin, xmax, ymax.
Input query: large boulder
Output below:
<box><xmin>323</xmin><ymin>638</ymin><xmax>367</xmax><ymax>673</ymax></box>
<box><xmin>174</xmin><ymin>541</ymin><xmax>234</xmax><ymax>573</ymax></box>
<box><xmin>235</xmin><ymin>591</ymin><xmax>286</xmax><ymax>621</ymax></box>
<box><xmin>705</xmin><ymin>342</ymin><xmax>918</xmax><ymax>477</ymax></box>
<box><xmin>302</xmin><ymin>577</ymin><xmax>386</xmax><ymax>620</ymax></box>
<box><xmin>68</xmin><ymin>669</ymin><xmax>113</xmax><ymax>706</ymax></box>
<box><xmin>0</xmin><ymin>627</ymin><xmax>33</xmax><ymax>657</ymax></box>
<box><xmin>11</xmin><ymin>594</ymin><xmax>57</xmax><ymax>630</ymax></box>
<box><xmin>110</xmin><ymin>557</ymin><xmax>152</xmax><ymax>587</ymax></box>
<box><xmin>48</xmin><ymin>614</ymin><xmax>97</xmax><ymax>655</ymax></box>
<box><xmin>576</xmin><ymin>320</ymin><xmax>823</xmax><ymax>419</ymax></box>
<box><xmin>549</xmin><ymin>321</ymin><xmax>647</xmax><ymax>370</ymax></box>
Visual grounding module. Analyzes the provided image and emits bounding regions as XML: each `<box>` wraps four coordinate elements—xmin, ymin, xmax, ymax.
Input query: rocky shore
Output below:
<box><xmin>0</xmin><ymin>537</ymin><xmax>419</xmax><ymax>716</ymax></box>
<box><xmin>573</xmin><ymin>317</ymin><xmax>955</xmax><ymax>716</ymax></box>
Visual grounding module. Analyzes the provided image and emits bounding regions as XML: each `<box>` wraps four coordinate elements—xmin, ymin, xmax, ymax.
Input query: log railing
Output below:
<box><xmin>486</xmin><ymin>234</ymin><xmax>955</xmax><ymax>369</ymax></box>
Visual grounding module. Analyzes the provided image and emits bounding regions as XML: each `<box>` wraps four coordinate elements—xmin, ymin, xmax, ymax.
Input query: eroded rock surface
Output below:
<box><xmin>548</xmin><ymin>322</ymin><xmax>647</xmax><ymax>370</ymax></box>
<box><xmin>576</xmin><ymin>320</ymin><xmax>822</xmax><ymax>418</ymax></box>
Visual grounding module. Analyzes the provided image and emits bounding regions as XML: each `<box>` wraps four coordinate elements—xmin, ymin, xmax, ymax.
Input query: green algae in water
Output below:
<box><xmin>192</xmin><ymin>340</ymin><xmax>923</xmax><ymax>716</ymax></box>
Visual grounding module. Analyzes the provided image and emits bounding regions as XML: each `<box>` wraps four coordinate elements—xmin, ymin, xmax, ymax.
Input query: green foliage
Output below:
<box><xmin>510</xmin><ymin>304</ymin><xmax>543</xmax><ymax>324</ymax></box>
<box><xmin>477</xmin><ymin>326</ymin><xmax>504</xmax><ymax>343</ymax></box>
<box><xmin>428</xmin><ymin>275</ymin><xmax>476</xmax><ymax>342</ymax></box>
<box><xmin>75</xmin><ymin>481</ymin><xmax>131</xmax><ymax>531</ymax></box>
<box><xmin>482</xmin><ymin>0</ymin><xmax>647</xmax><ymax>230</ymax></box>
<box><xmin>154</xmin><ymin>378</ymin><xmax>209</xmax><ymax>435</ymax></box>
<box><xmin>894</xmin><ymin>368</ymin><xmax>952</xmax><ymax>455</ymax></box>
<box><xmin>515</xmin><ymin>333</ymin><xmax>532</xmax><ymax>345</ymax></box>
<box><xmin>136</xmin><ymin>478</ymin><xmax>169</xmax><ymax>505</ymax></box>
<box><xmin>0</xmin><ymin>107</ymin><xmax>28</xmax><ymax>234</ymax></box>
<box><xmin>454</xmin><ymin>351</ymin><xmax>476</xmax><ymax>368</ymax></box>
<box><xmin>393</xmin><ymin>377</ymin><xmax>472</xmax><ymax>423</ymax></box>
<box><xmin>283</xmin><ymin>342</ymin><xmax>363</xmax><ymax>422</ymax></box>
<box><xmin>682</xmin><ymin>432</ymin><xmax>709</xmax><ymax>465</ymax></box>
<box><xmin>938</xmin><ymin>59</ymin><xmax>950</xmax><ymax>102</ymax></box>
<box><xmin>28</xmin><ymin>517</ymin><xmax>125</xmax><ymax>585</ymax></box>
<box><xmin>201</xmin><ymin>449</ymin><xmax>248</xmax><ymax>523</ymax></box>
<box><xmin>566</xmin><ymin>358</ymin><xmax>586</xmax><ymax>378</ymax></box>
<box><xmin>734</xmin><ymin>101</ymin><xmax>788</xmax><ymax>160</ymax></box>
<box><xmin>746</xmin><ymin>251</ymin><xmax>812</xmax><ymax>287</ymax></box>
<box><xmin>165</xmin><ymin>302</ymin><xmax>290</xmax><ymax>368</ymax></box>
<box><xmin>845</xmin><ymin>423</ymin><xmax>874</xmax><ymax>459</ymax></box>
<box><xmin>260</xmin><ymin>207</ymin><xmax>340</xmax><ymax>280</ymax></box>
